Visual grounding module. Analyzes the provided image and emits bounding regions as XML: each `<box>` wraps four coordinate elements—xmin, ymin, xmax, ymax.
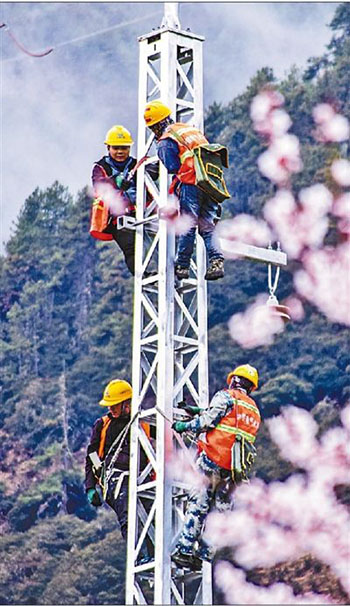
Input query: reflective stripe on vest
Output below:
<box><xmin>98</xmin><ymin>415</ymin><xmax>111</xmax><ymax>459</ymax></box>
<box><xmin>159</xmin><ymin>123</ymin><xmax>208</xmax><ymax>184</ymax></box>
<box><xmin>198</xmin><ymin>389</ymin><xmax>260</xmax><ymax>470</ymax></box>
<box><xmin>215</xmin><ymin>424</ymin><xmax>256</xmax><ymax>443</ymax></box>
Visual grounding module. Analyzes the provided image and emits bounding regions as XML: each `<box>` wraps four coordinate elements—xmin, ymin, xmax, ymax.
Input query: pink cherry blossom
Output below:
<box><xmin>215</xmin><ymin>561</ymin><xmax>334</xmax><ymax>605</ymax></box>
<box><xmin>333</xmin><ymin>192</ymin><xmax>350</xmax><ymax>218</ymax></box>
<box><xmin>258</xmin><ymin>134</ymin><xmax>303</xmax><ymax>185</ymax></box>
<box><xmin>254</xmin><ymin>108</ymin><xmax>292</xmax><ymax>139</ymax></box>
<box><xmin>294</xmin><ymin>242</ymin><xmax>350</xmax><ymax>325</ymax></box>
<box><xmin>205</xmin><ymin>406</ymin><xmax>350</xmax><ymax>598</ymax></box>
<box><xmin>250</xmin><ymin>90</ymin><xmax>285</xmax><ymax>123</ymax></box>
<box><xmin>312</xmin><ymin>103</ymin><xmax>336</xmax><ymax>124</ymax></box>
<box><xmin>340</xmin><ymin>405</ymin><xmax>350</xmax><ymax>431</ymax></box>
<box><xmin>284</xmin><ymin>296</ymin><xmax>305</xmax><ymax>321</ymax></box>
<box><xmin>93</xmin><ymin>181</ymin><xmax>127</xmax><ymax>216</ymax></box>
<box><xmin>215</xmin><ymin>214</ymin><xmax>272</xmax><ymax>253</ymax></box>
<box><xmin>263</xmin><ymin>185</ymin><xmax>333</xmax><ymax>260</ymax></box>
<box><xmin>313</xmin><ymin>104</ymin><xmax>350</xmax><ymax>143</ymax></box>
<box><xmin>298</xmin><ymin>183</ymin><xmax>333</xmax><ymax>216</ymax></box>
<box><xmin>228</xmin><ymin>294</ymin><xmax>285</xmax><ymax>348</ymax></box>
<box><xmin>267</xmin><ymin>406</ymin><xmax>319</xmax><ymax>469</ymax></box>
<box><xmin>167</xmin><ymin>447</ymin><xmax>206</xmax><ymax>490</ymax></box>
<box><xmin>158</xmin><ymin>198</ymin><xmax>195</xmax><ymax>235</ymax></box>
<box><xmin>331</xmin><ymin>159</ymin><xmax>350</xmax><ymax>187</ymax></box>
<box><xmin>333</xmin><ymin>193</ymin><xmax>350</xmax><ymax>234</ymax></box>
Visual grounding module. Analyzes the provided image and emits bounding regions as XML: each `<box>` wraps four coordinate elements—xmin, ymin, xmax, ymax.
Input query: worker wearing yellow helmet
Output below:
<box><xmin>85</xmin><ymin>379</ymin><xmax>133</xmax><ymax>536</ymax></box>
<box><xmin>171</xmin><ymin>364</ymin><xmax>260</xmax><ymax>570</ymax></box>
<box><xmin>90</xmin><ymin>125</ymin><xmax>158</xmax><ymax>276</ymax></box>
<box><xmin>84</xmin><ymin>378</ymin><xmax>154</xmax><ymax>563</ymax></box>
<box><xmin>144</xmin><ymin>99</ymin><xmax>225</xmax><ymax>281</ymax></box>
<box><xmin>89</xmin><ymin>125</ymin><xmax>137</xmax><ymax>275</ymax></box>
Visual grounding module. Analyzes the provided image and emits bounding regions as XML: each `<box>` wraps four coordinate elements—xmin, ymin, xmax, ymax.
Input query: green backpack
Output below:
<box><xmin>193</xmin><ymin>143</ymin><xmax>231</xmax><ymax>203</ymax></box>
<box><xmin>169</xmin><ymin>129</ymin><xmax>231</xmax><ymax>204</ymax></box>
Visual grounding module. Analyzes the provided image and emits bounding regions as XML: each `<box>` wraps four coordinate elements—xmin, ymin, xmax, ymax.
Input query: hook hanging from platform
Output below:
<box><xmin>266</xmin><ymin>242</ymin><xmax>291</xmax><ymax>322</ymax></box>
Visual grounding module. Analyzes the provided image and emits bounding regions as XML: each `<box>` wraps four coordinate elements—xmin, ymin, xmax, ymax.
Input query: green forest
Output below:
<box><xmin>0</xmin><ymin>4</ymin><xmax>349</xmax><ymax>604</ymax></box>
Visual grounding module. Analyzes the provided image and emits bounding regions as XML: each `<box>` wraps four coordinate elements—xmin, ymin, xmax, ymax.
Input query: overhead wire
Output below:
<box><xmin>1</xmin><ymin>11</ymin><xmax>162</xmax><ymax>63</ymax></box>
<box><xmin>1</xmin><ymin>22</ymin><xmax>53</xmax><ymax>57</ymax></box>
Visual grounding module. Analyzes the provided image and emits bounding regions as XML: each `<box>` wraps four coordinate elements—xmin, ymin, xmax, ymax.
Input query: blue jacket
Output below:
<box><xmin>157</xmin><ymin>138</ymin><xmax>181</xmax><ymax>174</ymax></box>
<box><xmin>92</xmin><ymin>155</ymin><xmax>137</xmax><ymax>207</ymax></box>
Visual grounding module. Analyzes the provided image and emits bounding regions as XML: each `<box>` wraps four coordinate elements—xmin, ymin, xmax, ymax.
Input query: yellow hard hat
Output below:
<box><xmin>227</xmin><ymin>364</ymin><xmax>259</xmax><ymax>391</ymax></box>
<box><xmin>104</xmin><ymin>125</ymin><xmax>133</xmax><ymax>146</ymax></box>
<box><xmin>99</xmin><ymin>379</ymin><xmax>133</xmax><ymax>406</ymax></box>
<box><xmin>144</xmin><ymin>100</ymin><xmax>171</xmax><ymax>127</ymax></box>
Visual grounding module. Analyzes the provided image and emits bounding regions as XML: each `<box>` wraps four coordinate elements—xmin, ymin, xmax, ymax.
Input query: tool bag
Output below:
<box><xmin>89</xmin><ymin>197</ymin><xmax>113</xmax><ymax>241</ymax></box>
<box><xmin>231</xmin><ymin>434</ymin><xmax>257</xmax><ymax>484</ymax></box>
<box><xmin>168</xmin><ymin>128</ymin><xmax>230</xmax><ymax>204</ymax></box>
<box><xmin>193</xmin><ymin>143</ymin><xmax>230</xmax><ymax>203</ymax></box>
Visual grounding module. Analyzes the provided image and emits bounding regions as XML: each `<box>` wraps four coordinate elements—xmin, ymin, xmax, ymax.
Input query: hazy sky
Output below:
<box><xmin>1</xmin><ymin>2</ymin><xmax>338</xmax><ymax>253</ymax></box>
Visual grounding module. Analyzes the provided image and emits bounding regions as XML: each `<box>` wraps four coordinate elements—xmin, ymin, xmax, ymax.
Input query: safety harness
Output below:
<box><xmin>90</xmin><ymin>412</ymin><xmax>139</xmax><ymax>501</ymax></box>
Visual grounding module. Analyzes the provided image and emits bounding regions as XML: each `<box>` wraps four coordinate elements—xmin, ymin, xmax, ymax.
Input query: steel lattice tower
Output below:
<box><xmin>123</xmin><ymin>5</ymin><xmax>287</xmax><ymax>604</ymax></box>
<box><xmin>125</xmin><ymin>5</ymin><xmax>212</xmax><ymax>605</ymax></box>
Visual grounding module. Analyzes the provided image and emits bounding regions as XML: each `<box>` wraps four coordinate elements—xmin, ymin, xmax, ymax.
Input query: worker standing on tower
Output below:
<box><xmin>171</xmin><ymin>364</ymin><xmax>261</xmax><ymax>569</ymax></box>
<box><xmin>144</xmin><ymin>100</ymin><xmax>226</xmax><ymax>281</ymax></box>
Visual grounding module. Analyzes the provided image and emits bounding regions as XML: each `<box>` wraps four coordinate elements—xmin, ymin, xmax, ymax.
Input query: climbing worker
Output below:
<box><xmin>85</xmin><ymin>378</ymin><xmax>154</xmax><ymax>562</ymax></box>
<box><xmin>171</xmin><ymin>364</ymin><xmax>261</xmax><ymax>570</ymax></box>
<box><xmin>144</xmin><ymin>100</ymin><xmax>226</xmax><ymax>281</ymax></box>
<box><xmin>90</xmin><ymin>125</ymin><xmax>138</xmax><ymax>275</ymax></box>
<box><xmin>85</xmin><ymin>378</ymin><xmax>135</xmax><ymax>540</ymax></box>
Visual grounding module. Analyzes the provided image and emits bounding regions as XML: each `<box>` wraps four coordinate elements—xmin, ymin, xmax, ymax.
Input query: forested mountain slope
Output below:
<box><xmin>0</xmin><ymin>4</ymin><xmax>349</xmax><ymax>604</ymax></box>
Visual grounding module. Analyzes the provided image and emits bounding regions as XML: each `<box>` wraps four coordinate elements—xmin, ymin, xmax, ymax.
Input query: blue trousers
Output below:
<box><xmin>175</xmin><ymin>451</ymin><xmax>234</xmax><ymax>560</ymax></box>
<box><xmin>176</xmin><ymin>184</ymin><xmax>224</xmax><ymax>268</ymax></box>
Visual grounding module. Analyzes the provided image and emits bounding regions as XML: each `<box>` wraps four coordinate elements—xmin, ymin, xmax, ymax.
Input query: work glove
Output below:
<box><xmin>172</xmin><ymin>421</ymin><xmax>190</xmax><ymax>434</ymax></box>
<box><xmin>115</xmin><ymin>175</ymin><xmax>131</xmax><ymax>191</ymax></box>
<box><xmin>87</xmin><ymin>488</ymin><xmax>102</xmax><ymax>507</ymax></box>
<box><xmin>177</xmin><ymin>400</ymin><xmax>201</xmax><ymax>416</ymax></box>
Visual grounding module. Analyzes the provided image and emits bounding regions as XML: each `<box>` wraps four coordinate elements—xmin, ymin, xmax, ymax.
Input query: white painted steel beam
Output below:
<box><xmin>126</xmin><ymin>9</ymin><xmax>212</xmax><ymax>605</ymax></box>
<box><xmin>219</xmin><ymin>238</ymin><xmax>287</xmax><ymax>266</ymax></box>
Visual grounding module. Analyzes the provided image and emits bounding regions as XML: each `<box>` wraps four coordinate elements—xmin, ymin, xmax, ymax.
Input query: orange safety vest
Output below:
<box><xmin>198</xmin><ymin>389</ymin><xmax>261</xmax><ymax>470</ymax></box>
<box><xmin>98</xmin><ymin>415</ymin><xmax>112</xmax><ymax>459</ymax></box>
<box><xmin>97</xmin><ymin>415</ymin><xmax>151</xmax><ymax>460</ymax></box>
<box><xmin>159</xmin><ymin>123</ymin><xmax>208</xmax><ymax>185</ymax></box>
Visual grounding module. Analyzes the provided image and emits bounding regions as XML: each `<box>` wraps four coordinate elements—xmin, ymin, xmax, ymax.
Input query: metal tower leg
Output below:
<box><xmin>125</xmin><ymin>15</ymin><xmax>212</xmax><ymax>606</ymax></box>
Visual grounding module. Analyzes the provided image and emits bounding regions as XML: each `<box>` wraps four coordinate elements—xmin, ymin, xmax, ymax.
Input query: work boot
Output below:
<box><xmin>195</xmin><ymin>544</ymin><xmax>214</xmax><ymax>563</ymax></box>
<box><xmin>175</xmin><ymin>265</ymin><xmax>190</xmax><ymax>280</ymax></box>
<box><xmin>171</xmin><ymin>547</ymin><xmax>195</xmax><ymax>569</ymax></box>
<box><xmin>190</xmin><ymin>554</ymin><xmax>203</xmax><ymax>571</ymax></box>
<box><xmin>204</xmin><ymin>258</ymin><xmax>224</xmax><ymax>281</ymax></box>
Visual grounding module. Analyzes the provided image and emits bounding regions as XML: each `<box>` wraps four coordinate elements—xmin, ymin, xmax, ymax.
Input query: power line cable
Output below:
<box><xmin>1</xmin><ymin>11</ymin><xmax>162</xmax><ymax>63</ymax></box>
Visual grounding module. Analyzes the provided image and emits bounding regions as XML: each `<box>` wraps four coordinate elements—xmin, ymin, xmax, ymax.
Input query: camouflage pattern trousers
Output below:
<box><xmin>175</xmin><ymin>450</ymin><xmax>234</xmax><ymax>560</ymax></box>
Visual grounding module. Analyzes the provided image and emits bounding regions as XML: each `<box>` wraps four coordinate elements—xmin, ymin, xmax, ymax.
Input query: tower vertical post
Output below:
<box><xmin>125</xmin><ymin>6</ymin><xmax>212</xmax><ymax>604</ymax></box>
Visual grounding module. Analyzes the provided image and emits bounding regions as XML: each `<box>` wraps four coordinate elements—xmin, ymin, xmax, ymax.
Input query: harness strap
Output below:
<box><xmin>113</xmin><ymin>470</ymin><xmax>129</xmax><ymax>501</ymax></box>
<box><xmin>102</xmin><ymin>412</ymin><xmax>140</xmax><ymax>499</ymax></box>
